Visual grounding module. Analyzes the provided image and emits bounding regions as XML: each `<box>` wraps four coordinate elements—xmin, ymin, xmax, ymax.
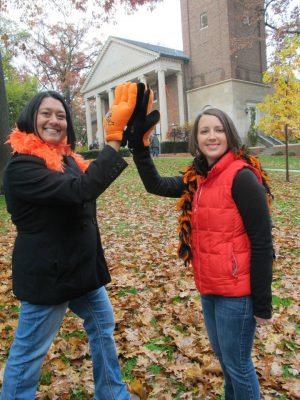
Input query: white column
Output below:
<box><xmin>96</xmin><ymin>94</ymin><xmax>105</xmax><ymax>149</ymax></box>
<box><xmin>139</xmin><ymin>75</ymin><xmax>147</xmax><ymax>85</ymax></box>
<box><xmin>157</xmin><ymin>68</ymin><xmax>168</xmax><ymax>141</ymax></box>
<box><xmin>176</xmin><ymin>71</ymin><xmax>185</xmax><ymax>126</ymax></box>
<box><xmin>108</xmin><ymin>88</ymin><xmax>114</xmax><ymax>107</ymax></box>
<box><xmin>85</xmin><ymin>98</ymin><xmax>93</xmax><ymax>147</ymax></box>
<box><xmin>101</xmin><ymin>99</ymin><xmax>107</xmax><ymax>123</ymax></box>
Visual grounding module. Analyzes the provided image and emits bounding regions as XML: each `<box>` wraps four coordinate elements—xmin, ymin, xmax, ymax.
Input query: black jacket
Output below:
<box><xmin>4</xmin><ymin>145</ymin><xmax>127</xmax><ymax>305</ymax></box>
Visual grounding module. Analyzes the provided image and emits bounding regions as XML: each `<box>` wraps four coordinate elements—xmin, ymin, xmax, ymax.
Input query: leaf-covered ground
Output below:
<box><xmin>0</xmin><ymin>157</ymin><xmax>299</xmax><ymax>399</ymax></box>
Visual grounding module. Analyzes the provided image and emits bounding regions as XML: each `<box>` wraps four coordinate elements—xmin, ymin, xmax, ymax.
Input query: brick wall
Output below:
<box><xmin>165</xmin><ymin>75</ymin><xmax>180</xmax><ymax>127</ymax></box>
<box><xmin>227</xmin><ymin>0</ymin><xmax>266</xmax><ymax>82</ymax></box>
<box><xmin>250</xmin><ymin>144</ymin><xmax>300</xmax><ymax>157</ymax></box>
<box><xmin>180</xmin><ymin>0</ymin><xmax>267</xmax><ymax>89</ymax></box>
<box><xmin>270</xmin><ymin>144</ymin><xmax>299</xmax><ymax>156</ymax></box>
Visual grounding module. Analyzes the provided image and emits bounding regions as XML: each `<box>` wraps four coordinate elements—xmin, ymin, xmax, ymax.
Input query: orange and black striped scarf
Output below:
<box><xmin>177</xmin><ymin>149</ymin><xmax>272</xmax><ymax>267</ymax></box>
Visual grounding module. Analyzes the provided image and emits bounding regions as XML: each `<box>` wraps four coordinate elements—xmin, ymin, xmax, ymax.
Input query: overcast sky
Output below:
<box><xmin>100</xmin><ymin>0</ymin><xmax>183</xmax><ymax>50</ymax></box>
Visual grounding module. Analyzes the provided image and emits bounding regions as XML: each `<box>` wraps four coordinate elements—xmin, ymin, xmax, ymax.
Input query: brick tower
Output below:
<box><xmin>180</xmin><ymin>0</ymin><xmax>269</xmax><ymax>141</ymax></box>
<box><xmin>180</xmin><ymin>0</ymin><xmax>267</xmax><ymax>88</ymax></box>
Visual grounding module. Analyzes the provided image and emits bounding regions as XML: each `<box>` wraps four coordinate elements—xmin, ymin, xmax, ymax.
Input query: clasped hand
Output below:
<box><xmin>103</xmin><ymin>82</ymin><xmax>160</xmax><ymax>150</ymax></box>
<box><xmin>254</xmin><ymin>316</ymin><xmax>273</xmax><ymax>326</ymax></box>
<box><xmin>103</xmin><ymin>82</ymin><xmax>138</xmax><ymax>142</ymax></box>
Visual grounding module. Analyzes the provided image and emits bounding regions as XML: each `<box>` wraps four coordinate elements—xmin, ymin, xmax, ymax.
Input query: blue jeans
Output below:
<box><xmin>1</xmin><ymin>287</ymin><xmax>130</xmax><ymax>400</ymax></box>
<box><xmin>201</xmin><ymin>295</ymin><xmax>260</xmax><ymax>400</ymax></box>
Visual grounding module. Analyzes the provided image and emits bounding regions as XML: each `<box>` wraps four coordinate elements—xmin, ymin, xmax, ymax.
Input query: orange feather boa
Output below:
<box><xmin>6</xmin><ymin>129</ymin><xmax>90</xmax><ymax>173</ymax></box>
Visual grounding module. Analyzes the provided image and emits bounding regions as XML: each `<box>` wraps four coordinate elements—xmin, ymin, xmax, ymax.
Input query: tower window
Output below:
<box><xmin>242</xmin><ymin>16</ymin><xmax>251</xmax><ymax>26</ymax></box>
<box><xmin>200</xmin><ymin>12</ymin><xmax>208</xmax><ymax>29</ymax></box>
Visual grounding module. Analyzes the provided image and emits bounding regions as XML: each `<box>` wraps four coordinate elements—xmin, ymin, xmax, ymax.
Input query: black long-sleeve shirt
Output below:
<box><xmin>133</xmin><ymin>148</ymin><xmax>273</xmax><ymax>318</ymax></box>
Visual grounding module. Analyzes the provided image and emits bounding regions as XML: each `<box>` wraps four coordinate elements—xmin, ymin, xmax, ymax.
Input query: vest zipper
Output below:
<box><xmin>195</xmin><ymin>184</ymin><xmax>203</xmax><ymax>211</ymax></box>
<box><xmin>232</xmin><ymin>252</ymin><xmax>238</xmax><ymax>278</ymax></box>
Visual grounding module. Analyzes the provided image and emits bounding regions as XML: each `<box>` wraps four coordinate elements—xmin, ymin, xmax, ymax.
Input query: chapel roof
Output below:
<box><xmin>111</xmin><ymin>36</ymin><xmax>189</xmax><ymax>61</ymax></box>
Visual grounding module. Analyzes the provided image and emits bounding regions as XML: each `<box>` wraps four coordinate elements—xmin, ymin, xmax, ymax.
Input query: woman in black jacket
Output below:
<box><xmin>1</xmin><ymin>86</ymin><xmax>138</xmax><ymax>399</ymax></box>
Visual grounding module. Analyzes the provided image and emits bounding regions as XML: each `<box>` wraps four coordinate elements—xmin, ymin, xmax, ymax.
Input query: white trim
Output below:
<box><xmin>82</xmin><ymin>58</ymin><xmax>184</xmax><ymax>99</ymax></box>
<box><xmin>187</xmin><ymin>78</ymin><xmax>270</xmax><ymax>93</ymax></box>
<box><xmin>81</xmin><ymin>36</ymin><xmax>160</xmax><ymax>93</ymax></box>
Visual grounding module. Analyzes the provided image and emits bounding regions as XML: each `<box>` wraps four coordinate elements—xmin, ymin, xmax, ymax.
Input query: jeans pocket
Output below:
<box><xmin>219</xmin><ymin>295</ymin><xmax>252</xmax><ymax>318</ymax></box>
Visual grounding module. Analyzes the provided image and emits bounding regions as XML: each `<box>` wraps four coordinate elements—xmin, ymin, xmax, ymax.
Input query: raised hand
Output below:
<box><xmin>124</xmin><ymin>87</ymin><xmax>160</xmax><ymax>151</ymax></box>
<box><xmin>103</xmin><ymin>82</ymin><xmax>138</xmax><ymax>143</ymax></box>
<box><xmin>121</xmin><ymin>82</ymin><xmax>146</xmax><ymax>147</ymax></box>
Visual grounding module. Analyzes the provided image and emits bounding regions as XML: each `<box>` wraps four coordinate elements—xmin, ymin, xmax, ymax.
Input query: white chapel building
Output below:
<box><xmin>81</xmin><ymin>0</ymin><xmax>270</xmax><ymax>148</ymax></box>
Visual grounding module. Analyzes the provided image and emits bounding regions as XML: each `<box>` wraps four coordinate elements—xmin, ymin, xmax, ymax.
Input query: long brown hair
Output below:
<box><xmin>189</xmin><ymin>108</ymin><xmax>242</xmax><ymax>157</ymax></box>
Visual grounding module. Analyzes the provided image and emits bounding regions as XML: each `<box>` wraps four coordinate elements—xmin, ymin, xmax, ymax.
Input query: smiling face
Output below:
<box><xmin>36</xmin><ymin>97</ymin><xmax>67</xmax><ymax>145</ymax></box>
<box><xmin>197</xmin><ymin>114</ymin><xmax>229</xmax><ymax>166</ymax></box>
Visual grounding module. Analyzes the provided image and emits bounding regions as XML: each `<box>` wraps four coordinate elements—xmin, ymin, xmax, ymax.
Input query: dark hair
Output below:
<box><xmin>189</xmin><ymin>108</ymin><xmax>242</xmax><ymax>157</ymax></box>
<box><xmin>17</xmin><ymin>91</ymin><xmax>76</xmax><ymax>150</ymax></box>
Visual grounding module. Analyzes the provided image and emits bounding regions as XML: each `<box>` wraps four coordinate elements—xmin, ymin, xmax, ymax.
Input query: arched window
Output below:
<box><xmin>200</xmin><ymin>12</ymin><xmax>208</xmax><ymax>29</ymax></box>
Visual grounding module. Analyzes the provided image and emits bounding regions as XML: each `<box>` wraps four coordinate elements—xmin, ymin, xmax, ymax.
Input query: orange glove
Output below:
<box><xmin>103</xmin><ymin>82</ymin><xmax>137</xmax><ymax>142</ymax></box>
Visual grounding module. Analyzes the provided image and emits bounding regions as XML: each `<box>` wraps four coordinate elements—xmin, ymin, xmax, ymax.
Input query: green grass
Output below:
<box><xmin>1</xmin><ymin>156</ymin><xmax>299</xmax><ymax>233</ymax></box>
<box><xmin>272</xmin><ymin>195</ymin><xmax>300</xmax><ymax>226</ymax></box>
<box><xmin>122</xmin><ymin>356</ymin><xmax>138</xmax><ymax>381</ymax></box>
<box><xmin>60</xmin><ymin>329</ymin><xmax>87</xmax><ymax>340</ymax></box>
<box><xmin>0</xmin><ymin>195</ymin><xmax>10</xmax><ymax>231</ymax></box>
<box><xmin>147</xmin><ymin>364</ymin><xmax>164</xmax><ymax>374</ymax></box>
<box><xmin>272</xmin><ymin>295</ymin><xmax>293</xmax><ymax>310</ymax></box>
<box><xmin>282</xmin><ymin>364</ymin><xmax>300</xmax><ymax>379</ymax></box>
<box><xmin>60</xmin><ymin>354</ymin><xmax>71</xmax><ymax>364</ymax></box>
<box><xmin>166</xmin><ymin>379</ymin><xmax>187</xmax><ymax>400</ymax></box>
<box><xmin>127</xmin><ymin>153</ymin><xmax>300</xmax><ymax>171</ymax></box>
<box><xmin>147</xmin><ymin>157</ymin><xmax>193</xmax><ymax>176</ymax></box>
<box><xmin>0</xmin><ymin>156</ymin><xmax>299</xmax><ymax>399</ymax></box>
<box><xmin>70</xmin><ymin>386</ymin><xmax>88</xmax><ymax>400</ymax></box>
<box><xmin>0</xmin><ymin>195</ymin><xmax>6</xmax><ymax>208</ymax></box>
<box><xmin>144</xmin><ymin>336</ymin><xmax>176</xmax><ymax>360</ymax></box>
<box><xmin>257</xmin><ymin>155</ymin><xmax>300</xmax><ymax>170</ymax></box>
<box><xmin>0</xmin><ymin>304</ymin><xmax>20</xmax><ymax>314</ymax></box>
<box><xmin>116</xmin><ymin>286</ymin><xmax>138</xmax><ymax>297</ymax></box>
<box><xmin>172</xmin><ymin>295</ymin><xmax>183</xmax><ymax>304</ymax></box>
<box><xmin>39</xmin><ymin>370</ymin><xmax>53</xmax><ymax>385</ymax></box>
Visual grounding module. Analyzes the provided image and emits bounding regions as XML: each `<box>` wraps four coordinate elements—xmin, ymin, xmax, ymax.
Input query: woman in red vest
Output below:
<box><xmin>124</xmin><ymin>85</ymin><xmax>274</xmax><ymax>400</ymax></box>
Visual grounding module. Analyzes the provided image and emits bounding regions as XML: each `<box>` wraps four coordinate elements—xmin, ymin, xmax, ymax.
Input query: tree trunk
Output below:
<box><xmin>0</xmin><ymin>53</ymin><xmax>11</xmax><ymax>194</ymax></box>
<box><xmin>284</xmin><ymin>124</ymin><xmax>289</xmax><ymax>182</ymax></box>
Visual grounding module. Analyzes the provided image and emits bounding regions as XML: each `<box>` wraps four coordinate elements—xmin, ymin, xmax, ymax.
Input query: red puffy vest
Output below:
<box><xmin>191</xmin><ymin>152</ymin><xmax>262</xmax><ymax>296</ymax></box>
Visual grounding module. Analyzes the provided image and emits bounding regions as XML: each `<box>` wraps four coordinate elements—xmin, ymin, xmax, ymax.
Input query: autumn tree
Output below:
<box><xmin>0</xmin><ymin>0</ymin><xmax>161</xmax><ymax>22</ymax></box>
<box><xmin>0</xmin><ymin>0</ymin><xmax>161</xmax><ymax>193</ymax></box>
<box><xmin>0</xmin><ymin>53</ymin><xmax>10</xmax><ymax>193</ymax></box>
<box><xmin>31</xmin><ymin>21</ymin><xmax>100</xmax><ymax>107</ymax></box>
<box><xmin>1</xmin><ymin>18</ymin><xmax>38</xmax><ymax>129</ymax></box>
<box><xmin>0</xmin><ymin>16</ymin><xmax>34</xmax><ymax>192</ymax></box>
<box><xmin>26</xmin><ymin>18</ymin><xmax>113</xmax><ymax>142</ymax></box>
<box><xmin>231</xmin><ymin>0</ymin><xmax>299</xmax><ymax>57</ymax></box>
<box><xmin>247</xmin><ymin>107</ymin><xmax>259</xmax><ymax>146</ymax></box>
<box><xmin>5</xmin><ymin>65</ymin><xmax>38</xmax><ymax>130</ymax></box>
<box><xmin>257</xmin><ymin>35</ymin><xmax>300</xmax><ymax>181</ymax></box>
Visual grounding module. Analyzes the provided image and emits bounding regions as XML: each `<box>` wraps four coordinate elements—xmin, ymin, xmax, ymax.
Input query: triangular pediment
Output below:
<box><xmin>81</xmin><ymin>37</ymin><xmax>159</xmax><ymax>93</ymax></box>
